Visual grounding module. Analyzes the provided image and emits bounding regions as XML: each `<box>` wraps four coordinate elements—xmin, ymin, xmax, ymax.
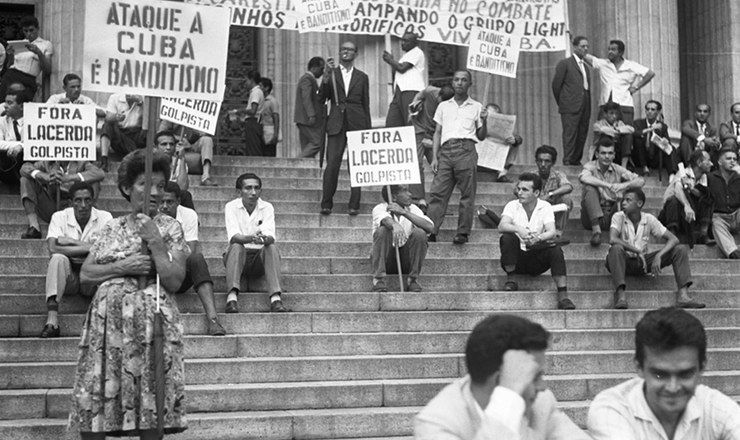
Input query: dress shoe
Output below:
<box><xmin>730</xmin><ymin>250</ymin><xmax>740</xmax><ymax>259</ymax></box>
<box><xmin>503</xmin><ymin>281</ymin><xmax>518</xmax><ymax>291</ymax></box>
<box><xmin>40</xmin><ymin>324</ymin><xmax>60</xmax><ymax>338</ymax></box>
<box><xmin>372</xmin><ymin>279</ymin><xmax>388</xmax><ymax>292</ymax></box>
<box><xmin>348</xmin><ymin>209</ymin><xmax>360</xmax><ymax>216</ymax></box>
<box><xmin>407</xmin><ymin>279</ymin><xmax>422</xmax><ymax>292</ymax></box>
<box><xmin>22</xmin><ymin>227</ymin><xmax>42</xmax><ymax>239</ymax></box>
<box><xmin>225</xmin><ymin>300</ymin><xmax>239</xmax><ymax>314</ymax></box>
<box><xmin>696</xmin><ymin>235</ymin><xmax>716</xmax><ymax>246</ymax></box>
<box><xmin>453</xmin><ymin>234</ymin><xmax>469</xmax><ymax>244</ymax></box>
<box><xmin>200</xmin><ymin>177</ymin><xmax>219</xmax><ymax>187</ymax></box>
<box><xmin>207</xmin><ymin>318</ymin><xmax>226</xmax><ymax>336</ymax></box>
<box><xmin>614</xmin><ymin>299</ymin><xmax>629</xmax><ymax>310</ymax></box>
<box><xmin>320</xmin><ymin>208</ymin><xmax>331</xmax><ymax>216</ymax></box>
<box><xmin>477</xmin><ymin>206</ymin><xmax>500</xmax><ymax>228</ymax></box>
<box><xmin>554</xmin><ymin>238</ymin><xmax>571</xmax><ymax>246</ymax></box>
<box><xmin>590</xmin><ymin>232</ymin><xmax>602</xmax><ymax>247</ymax></box>
<box><xmin>270</xmin><ymin>300</ymin><xmax>288</xmax><ymax>312</ymax></box>
<box><xmin>427</xmin><ymin>234</ymin><xmax>437</xmax><ymax>242</ymax></box>
<box><xmin>99</xmin><ymin>156</ymin><xmax>109</xmax><ymax>172</ymax></box>
<box><xmin>677</xmin><ymin>299</ymin><xmax>706</xmax><ymax>309</ymax></box>
<box><xmin>496</xmin><ymin>175</ymin><xmax>512</xmax><ymax>183</ymax></box>
<box><xmin>557</xmin><ymin>298</ymin><xmax>576</xmax><ymax>310</ymax></box>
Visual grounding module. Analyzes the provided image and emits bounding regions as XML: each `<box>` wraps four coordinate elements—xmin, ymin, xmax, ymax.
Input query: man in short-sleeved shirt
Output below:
<box><xmin>100</xmin><ymin>93</ymin><xmax>146</xmax><ymax>169</ymax></box>
<box><xmin>585</xmin><ymin>39</ymin><xmax>654</xmax><ymax>126</ymax></box>
<box><xmin>223</xmin><ymin>173</ymin><xmax>286</xmax><ymax>314</ymax></box>
<box><xmin>706</xmin><ymin>147</ymin><xmax>740</xmax><ymax>259</ymax></box>
<box><xmin>46</xmin><ymin>74</ymin><xmax>104</xmax><ymax>119</ymax></box>
<box><xmin>383</xmin><ymin>32</ymin><xmax>426</xmax><ymax>128</ymax></box>
<box><xmin>40</xmin><ymin>181</ymin><xmax>112</xmax><ymax>338</ymax></box>
<box><xmin>606</xmin><ymin>189</ymin><xmax>702</xmax><ymax>309</ymax></box>
<box><xmin>496</xmin><ymin>173</ymin><xmax>573</xmax><ymax>309</ymax></box>
<box><xmin>260</xmin><ymin>77</ymin><xmax>280</xmax><ymax>157</ymax></box>
<box><xmin>426</xmin><ymin>70</ymin><xmax>487</xmax><ymax>244</ymax></box>
<box><xmin>0</xmin><ymin>16</ymin><xmax>52</xmax><ymax>100</ymax></box>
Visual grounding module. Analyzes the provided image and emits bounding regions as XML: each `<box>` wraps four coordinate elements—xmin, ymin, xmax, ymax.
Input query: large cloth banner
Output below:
<box><xmin>296</xmin><ymin>0</ymin><xmax>354</xmax><ymax>33</ymax></box>
<box><xmin>160</xmin><ymin>98</ymin><xmax>222</xmax><ymax>135</ymax></box>
<box><xmin>24</xmin><ymin>104</ymin><xmax>97</xmax><ymax>161</ymax></box>
<box><xmin>467</xmin><ymin>26</ymin><xmax>521</xmax><ymax>78</ymax></box>
<box><xmin>83</xmin><ymin>0</ymin><xmax>230</xmax><ymax>101</ymax></box>
<box><xmin>347</xmin><ymin>126</ymin><xmax>421</xmax><ymax>187</ymax></box>
<box><xmin>187</xmin><ymin>0</ymin><xmax>566</xmax><ymax>51</ymax></box>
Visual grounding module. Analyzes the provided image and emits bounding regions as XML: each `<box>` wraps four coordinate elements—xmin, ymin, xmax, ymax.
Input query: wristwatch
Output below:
<box><xmin>548</xmin><ymin>191</ymin><xmax>554</xmax><ymax>198</ymax></box>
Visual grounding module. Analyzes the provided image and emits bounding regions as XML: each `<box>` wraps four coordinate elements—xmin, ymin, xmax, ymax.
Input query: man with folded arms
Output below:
<box><xmin>606</xmin><ymin>188</ymin><xmax>703</xmax><ymax>310</ymax></box>
<box><xmin>588</xmin><ymin>307</ymin><xmax>740</xmax><ymax>439</ymax></box>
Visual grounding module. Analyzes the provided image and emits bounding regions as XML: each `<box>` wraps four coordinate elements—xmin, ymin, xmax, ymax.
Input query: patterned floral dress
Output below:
<box><xmin>69</xmin><ymin>214</ymin><xmax>189</xmax><ymax>436</ymax></box>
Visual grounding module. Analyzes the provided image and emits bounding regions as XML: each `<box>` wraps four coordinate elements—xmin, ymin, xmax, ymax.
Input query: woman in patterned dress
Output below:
<box><xmin>70</xmin><ymin>149</ymin><xmax>189</xmax><ymax>439</ymax></box>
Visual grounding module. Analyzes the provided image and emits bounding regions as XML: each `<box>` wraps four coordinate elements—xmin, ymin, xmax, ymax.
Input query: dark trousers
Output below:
<box><xmin>102</xmin><ymin>121</ymin><xmax>147</xmax><ymax>156</ymax></box>
<box><xmin>243</xmin><ymin>118</ymin><xmax>264</xmax><ymax>156</ymax></box>
<box><xmin>0</xmin><ymin>150</ymin><xmax>22</xmax><ymax>184</ymax></box>
<box><xmin>385</xmin><ymin>88</ymin><xmax>418</xmax><ymax>128</ymax></box>
<box><xmin>427</xmin><ymin>139</ymin><xmax>478</xmax><ymax>236</ymax></box>
<box><xmin>409</xmin><ymin>133</ymin><xmax>434</xmax><ymax>201</ymax></box>
<box><xmin>177</xmin><ymin>252</ymin><xmax>213</xmax><ymax>293</ymax></box>
<box><xmin>297</xmin><ymin>122</ymin><xmax>325</xmax><ymax>158</ymax></box>
<box><xmin>659</xmin><ymin>193</ymin><xmax>712</xmax><ymax>241</ymax></box>
<box><xmin>0</xmin><ymin>68</ymin><xmax>38</xmax><ymax>101</ymax></box>
<box><xmin>605</xmin><ymin>244</ymin><xmax>692</xmax><ymax>290</ymax></box>
<box><xmin>580</xmin><ymin>184</ymin><xmax>620</xmax><ymax>230</ymax></box>
<box><xmin>633</xmin><ymin>135</ymin><xmax>672</xmax><ymax>173</ymax></box>
<box><xmin>371</xmin><ymin>227</ymin><xmax>428</xmax><ymax>279</ymax></box>
<box><xmin>500</xmin><ymin>233</ymin><xmax>567</xmax><ymax>276</ymax></box>
<box><xmin>322</xmin><ymin>125</ymin><xmax>361</xmax><ymax>211</ymax></box>
<box><xmin>560</xmin><ymin>93</ymin><xmax>591</xmax><ymax>164</ymax></box>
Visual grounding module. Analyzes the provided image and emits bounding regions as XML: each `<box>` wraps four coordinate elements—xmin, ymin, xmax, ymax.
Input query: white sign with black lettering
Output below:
<box><xmin>296</xmin><ymin>0</ymin><xmax>353</xmax><ymax>33</ymax></box>
<box><xmin>160</xmin><ymin>97</ymin><xmax>222</xmax><ymax>135</ymax></box>
<box><xmin>24</xmin><ymin>104</ymin><xmax>97</xmax><ymax>161</ymax></box>
<box><xmin>347</xmin><ymin>126</ymin><xmax>420</xmax><ymax>187</ymax></box>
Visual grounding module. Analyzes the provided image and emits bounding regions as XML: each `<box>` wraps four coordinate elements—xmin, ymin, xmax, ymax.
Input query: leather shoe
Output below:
<box><xmin>348</xmin><ymin>209</ymin><xmax>360</xmax><ymax>216</ymax></box>
<box><xmin>696</xmin><ymin>235</ymin><xmax>716</xmax><ymax>246</ymax></box>
<box><xmin>557</xmin><ymin>298</ymin><xmax>576</xmax><ymax>310</ymax></box>
<box><xmin>22</xmin><ymin>227</ymin><xmax>42</xmax><ymax>239</ymax></box>
<box><xmin>225</xmin><ymin>300</ymin><xmax>238</xmax><ymax>314</ymax></box>
<box><xmin>40</xmin><ymin>324</ymin><xmax>60</xmax><ymax>338</ymax></box>
<box><xmin>407</xmin><ymin>279</ymin><xmax>422</xmax><ymax>292</ymax></box>
<box><xmin>372</xmin><ymin>279</ymin><xmax>388</xmax><ymax>292</ymax></box>
<box><xmin>427</xmin><ymin>234</ymin><xmax>437</xmax><ymax>243</ymax></box>
<box><xmin>453</xmin><ymin>234</ymin><xmax>469</xmax><ymax>244</ymax></box>
<box><xmin>677</xmin><ymin>299</ymin><xmax>706</xmax><ymax>309</ymax></box>
<box><xmin>200</xmin><ymin>177</ymin><xmax>219</xmax><ymax>187</ymax></box>
<box><xmin>270</xmin><ymin>300</ymin><xmax>288</xmax><ymax>312</ymax></box>
<box><xmin>496</xmin><ymin>175</ymin><xmax>512</xmax><ymax>183</ymax></box>
<box><xmin>207</xmin><ymin>318</ymin><xmax>226</xmax><ymax>336</ymax></box>
<box><xmin>614</xmin><ymin>299</ymin><xmax>629</xmax><ymax>310</ymax></box>
<box><xmin>503</xmin><ymin>281</ymin><xmax>518</xmax><ymax>291</ymax></box>
<box><xmin>320</xmin><ymin>208</ymin><xmax>331</xmax><ymax>216</ymax></box>
<box><xmin>590</xmin><ymin>232</ymin><xmax>602</xmax><ymax>247</ymax></box>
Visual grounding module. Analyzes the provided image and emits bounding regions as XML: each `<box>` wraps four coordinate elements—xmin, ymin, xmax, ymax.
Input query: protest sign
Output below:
<box><xmin>467</xmin><ymin>27</ymin><xmax>520</xmax><ymax>78</ymax></box>
<box><xmin>160</xmin><ymin>97</ymin><xmax>222</xmax><ymax>135</ymax></box>
<box><xmin>185</xmin><ymin>0</ymin><xmax>299</xmax><ymax>29</ymax></box>
<box><xmin>297</xmin><ymin>0</ymin><xmax>353</xmax><ymax>33</ymax></box>
<box><xmin>477</xmin><ymin>112</ymin><xmax>517</xmax><ymax>171</ymax></box>
<box><xmin>347</xmin><ymin>126</ymin><xmax>420</xmax><ymax>187</ymax></box>
<box><xmin>24</xmin><ymin>104</ymin><xmax>97</xmax><ymax>161</ymax></box>
<box><xmin>83</xmin><ymin>0</ymin><xmax>230</xmax><ymax>101</ymax></box>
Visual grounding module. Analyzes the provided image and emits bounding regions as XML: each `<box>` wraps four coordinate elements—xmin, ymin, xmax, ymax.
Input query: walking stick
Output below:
<box><xmin>386</xmin><ymin>186</ymin><xmax>405</xmax><ymax>292</ymax></box>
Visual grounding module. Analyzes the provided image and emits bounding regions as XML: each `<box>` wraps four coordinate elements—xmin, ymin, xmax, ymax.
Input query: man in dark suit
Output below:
<box><xmin>675</xmin><ymin>103</ymin><xmax>720</xmax><ymax>169</ymax></box>
<box><xmin>718</xmin><ymin>102</ymin><xmax>740</xmax><ymax>152</ymax></box>
<box><xmin>552</xmin><ymin>36</ymin><xmax>591</xmax><ymax>165</ymax></box>
<box><xmin>320</xmin><ymin>41</ymin><xmax>371</xmax><ymax>216</ymax></box>
<box><xmin>632</xmin><ymin>99</ymin><xmax>672</xmax><ymax>175</ymax></box>
<box><xmin>294</xmin><ymin>57</ymin><xmax>326</xmax><ymax>158</ymax></box>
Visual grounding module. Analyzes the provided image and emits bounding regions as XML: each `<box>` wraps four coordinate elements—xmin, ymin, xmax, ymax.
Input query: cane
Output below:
<box><xmin>386</xmin><ymin>185</ymin><xmax>405</xmax><ymax>292</ymax></box>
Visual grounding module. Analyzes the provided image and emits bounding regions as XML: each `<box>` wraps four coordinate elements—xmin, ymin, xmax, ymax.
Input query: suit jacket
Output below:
<box><xmin>20</xmin><ymin>161</ymin><xmax>105</xmax><ymax>193</ymax></box>
<box><xmin>551</xmin><ymin>55</ymin><xmax>590</xmax><ymax>114</ymax></box>
<box><xmin>322</xmin><ymin>66</ymin><xmax>371</xmax><ymax>136</ymax></box>
<box><xmin>294</xmin><ymin>72</ymin><xmax>325</xmax><ymax>126</ymax></box>
<box><xmin>414</xmin><ymin>376</ymin><xmax>592</xmax><ymax>440</ymax></box>
<box><xmin>719</xmin><ymin>120</ymin><xmax>740</xmax><ymax>145</ymax></box>
<box><xmin>679</xmin><ymin>119</ymin><xmax>718</xmax><ymax>152</ymax></box>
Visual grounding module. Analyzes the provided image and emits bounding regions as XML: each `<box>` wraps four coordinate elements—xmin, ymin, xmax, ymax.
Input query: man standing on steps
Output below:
<box><xmin>579</xmin><ymin>139</ymin><xmax>644</xmax><ymax>247</ymax></box>
<box><xmin>294</xmin><ymin>57</ymin><xmax>327</xmax><ymax>159</ymax></box>
<box><xmin>160</xmin><ymin>182</ymin><xmax>226</xmax><ymax>336</ymax></box>
<box><xmin>426</xmin><ymin>70</ymin><xmax>487</xmax><ymax>245</ymax></box>
<box><xmin>706</xmin><ymin>146</ymin><xmax>740</xmax><ymax>259</ymax></box>
<box><xmin>495</xmin><ymin>173</ymin><xmax>574</xmax><ymax>310</ymax></box>
<box><xmin>606</xmin><ymin>188</ymin><xmax>703</xmax><ymax>310</ymax></box>
<box><xmin>40</xmin><ymin>181</ymin><xmax>112</xmax><ymax>338</ymax></box>
<box><xmin>415</xmin><ymin>314</ymin><xmax>591</xmax><ymax>440</ymax></box>
<box><xmin>320</xmin><ymin>41</ymin><xmax>370</xmax><ymax>216</ymax></box>
<box><xmin>223</xmin><ymin>173</ymin><xmax>287</xmax><ymax>313</ymax></box>
<box><xmin>588</xmin><ymin>307</ymin><xmax>740</xmax><ymax>439</ymax></box>
<box><xmin>552</xmin><ymin>35</ymin><xmax>591</xmax><ymax>166</ymax></box>
<box><xmin>371</xmin><ymin>185</ymin><xmax>433</xmax><ymax>293</ymax></box>
<box><xmin>382</xmin><ymin>32</ymin><xmax>426</xmax><ymax>128</ymax></box>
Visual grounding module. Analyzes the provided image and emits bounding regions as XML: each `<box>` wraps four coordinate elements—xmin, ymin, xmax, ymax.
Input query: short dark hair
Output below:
<box><xmin>117</xmin><ymin>149</ymin><xmax>171</xmax><ymax>202</ymax></box>
<box><xmin>625</xmin><ymin>187</ymin><xmax>646</xmax><ymax>204</ymax></box>
<box><xmin>6</xmin><ymin>89</ymin><xmax>30</xmax><ymax>106</ymax></box>
<box><xmin>455</xmin><ymin>69</ymin><xmax>473</xmax><ymax>81</ymax></box>
<box><xmin>602</xmin><ymin>101</ymin><xmax>621</xmax><ymax>113</ymax></box>
<box><xmin>689</xmin><ymin>149</ymin><xmax>708</xmax><ymax>167</ymax></box>
<box><xmin>260</xmin><ymin>77</ymin><xmax>273</xmax><ymax>93</ymax></box>
<box><xmin>635</xmin><ymin>307</ymin><xmax>707</xmax><ymax>369</ymax></box>
<box><xmin>518</xmin><ymin>172</ymin><xmax>543</xmax><ymax>192</ymax></box>
<box><xmin>572</xmin><ymin>35</ymin><xmax>588</xmax><ymax>46</ymax></box>
<box><xmin>645</xmin><ymin>99</ymin><xmax>662</xmax><ymax>111</ymax></box>
<box><xmin>246</xmin><ymin>69</ymin><xmax>261</xmax><ymax>84</ymax></box>
<box><xmin>596</xmin><ymin>137</ymin><xmax>616</xmax><ymax>151</ymax></box>
<box><xmin>155</xmin><ymin>130</ymin><xmax>176</xmax><ymax>145</ymax></box>
<box><xmin>63</xmin><ymin>73</ymin><xmax>82</xmax><ymax>87</ymax></box>
<box><xmin>163</xmin><ymin>181</ymin><xmax>182</xmax><ymax>200</ymax></box>
<box><xmin>380</xmin><ymin>185</ymin><xmax>407</xmax><ymax>203</ymax></box>
<box><xmin>68</xmin><ymin>181</ymin><xmax>95</xmax><ymax>200</ymax></box>
<box><xmin>466</xmin><ymin>314</ymin><xmax>549</xmax><ymax>384</ymax></box>
<box><xmin>486</xmin><ymin>103</ymin><xmax>501</xmax><ymax>112</ymax></box>
<box><xmin>19</xmin><ymin>16</ymin><xmax>39</xmax><ymax>28</ymax></box>
<box><xmin>696</xmin><ymin>103</ymin><xmax>711</xmax><ymax>112</ymax></box>
<box><xmin>718</xmin><ymin>145</ymin><xmax>737</xmax><ymax>159</ymax></box>
<box><xmin>609</xmin><ymin>39</ymin><xmax>625</xmax><ymax>54</ymax></box>
<box><xmin>235</xmin><ymin>172</ymin><xmax>262</xmax><ymax>190</ymax></box>
<box><xmin>308</xmin><ymin>56</ymin><xmax>325</xmax><ymax>70</ymax></box>
<box><xmin>730</xmin><ymin>102</ymin><xmax>740</xmax><ymax>113</ymax></box>
<box><xmin>534</xmin><ymin>144</ymin><xmax>558</xmax><ymax>163</ymax></box>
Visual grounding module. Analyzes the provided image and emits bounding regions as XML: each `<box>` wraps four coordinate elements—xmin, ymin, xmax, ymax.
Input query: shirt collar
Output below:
<box><xmin>340</xmin><ymin>65</ymin><xmax>353</xmax><ymax>74</ymax></box>
<box><xmin>65</xmin><ymin>207</ymin><xmax>100</xmax><ymax>228</ymax></box>
<box><xmin>628</xmin><ymin>378</ymin><xmax>701</xmax><ymax>426</ymax></box>
<box><xmin>237</xmin><ymin>198</ymin><xmax>266</xmax><ymax>212</ymax></box>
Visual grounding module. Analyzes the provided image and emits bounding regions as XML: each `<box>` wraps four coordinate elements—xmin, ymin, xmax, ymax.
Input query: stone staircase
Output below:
<box><xmin>1</xmin><ymin>156</ymin><xmax>739</xmax><ymax>439</ymax></box>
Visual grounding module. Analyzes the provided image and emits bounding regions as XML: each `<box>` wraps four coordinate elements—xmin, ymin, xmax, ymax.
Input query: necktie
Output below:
<box><xmin>578</xmin><ymin>60</ymin><xmax>588</xmax><ymax>90</ymax></box>
<box><xmin>736</xmin><ymin>124</ymin><xmax>739</xmax><ymax>136</ymax></box>
<box><xmin>12</xmin><ymin>120</ymin><xmax>21</xmax><ymax>141</ymax></box>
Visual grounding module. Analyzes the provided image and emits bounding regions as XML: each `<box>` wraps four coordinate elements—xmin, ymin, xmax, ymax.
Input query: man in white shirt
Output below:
<box><xmin>46</xmin><ymin>73</ymin><xmax>105</xmax><ymax>118</ymax></box>
<box><xmin>426</xmin><ymin>70</ymin><xmax>487</xmax><ymax>244</ymax></box>
<box><xmin>223</xmin><ymin>173</ymin><xmax>286</xmax><ymax>313</ymax></box>
<box><xmin>584</xmin><ymin>39</ymin><xmax>655</xmax><ymax>126</ymax></box>
<box><xmin>383</xmin><ymin>32</ymin><xmax>426</xmax><ymax>128</ymax></box>
<box><xmin>587</xmin><ymin>307</ymin><xmax>740</xmax><ymax>440</ymax></box>
<box><xmin>99</xmin><ymin>93</ymin><xmax>145</xmax><ymax>171</ymax></box>
<box><xmin>160</xmin><ymin>182</ymin><xmax>226</xmax><ymax>336</ymax></box>
<box><xmin>40</xmin><ymin>181</ymin><xmax>112</xmax><ymax>338</ymax></box>
<box><xmin>496</xmin><ymin>173</ymin><xmax>574</xmax><ymax>310</ymax></box>
<box><xmin>0</xmin><ymin>16</ymin><xmax>52</xmax><ymax>100</ymax></box>
<box><xmin>0</xmin><ymin>90</ymin><xmax>26</xmax><ymax>184</ymax></box>
<box><xmin>371</xmin><ymin>184</ymin><xmax>433</xmax><ymax>292</ymax></box>
<box><xmin>606</xmin><ymin>188</ymin><xmax>703</xmax><ymax>310</ymax></box>
<box><xmin>415</xmin><ymin>314</ymin><xmax>590</xmax><ymax>440</ymax></box>
<box><xmin>158</xmin><ymin>119</ymin><xmax>218</xmax><ymax>187</ymax></box>
<box><xmin>154</xmin><ymin>130</ymin><xmax>195</xmax><ymax>210</ymax></box>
